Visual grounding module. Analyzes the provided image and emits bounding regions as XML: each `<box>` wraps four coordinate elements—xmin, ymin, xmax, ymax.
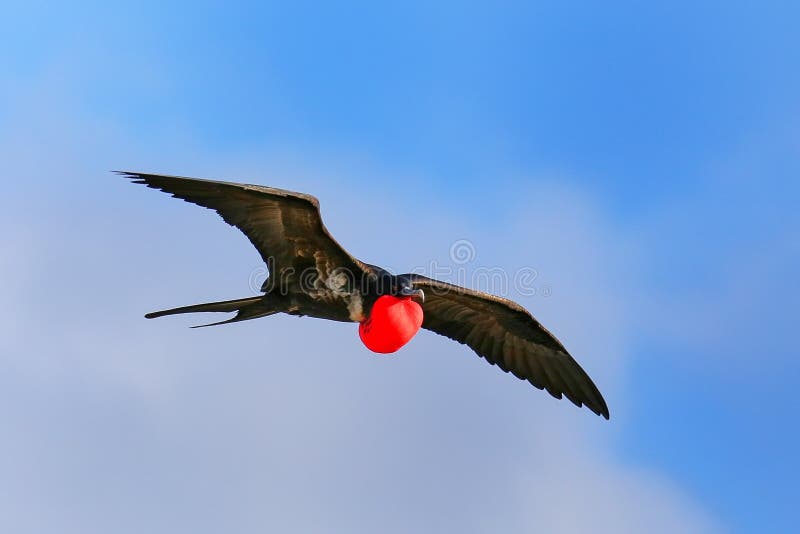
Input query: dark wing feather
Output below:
<box><xmin>409</xmin><ymin>275</ymin><xmax>609</xmax><ymax>419</ymax></box>
<box><xmin>119</xmin><ymin>172</ymin><xmax>368</xmax><ymax>289</ymax></box>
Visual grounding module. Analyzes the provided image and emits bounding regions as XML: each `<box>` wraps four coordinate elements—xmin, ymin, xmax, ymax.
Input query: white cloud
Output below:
<box><xmin>516</xmin><ymin>441</ymin><xmax>721</xmax><ymax>534</ymax></box>
<box><xmin>0</xmin><ymin>78</ymin><xmax>722</xmax><ymax>533</ymax></box>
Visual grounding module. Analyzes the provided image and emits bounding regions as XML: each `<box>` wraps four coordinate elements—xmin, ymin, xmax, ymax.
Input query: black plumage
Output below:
<box><xmin>121</xmin><ymin>171</ymin><xmax>609</xmax><ymax>419</ymax></box>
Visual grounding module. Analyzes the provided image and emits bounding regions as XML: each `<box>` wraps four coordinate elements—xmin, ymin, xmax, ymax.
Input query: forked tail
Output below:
<box><xmin>145</xmin><ymin>295</ymin><xmax>279</xmax><ymax>328</ymax></box>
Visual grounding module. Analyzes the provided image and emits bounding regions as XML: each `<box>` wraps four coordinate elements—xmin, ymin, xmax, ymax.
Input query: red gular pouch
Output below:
<box><xmin>358</xmin><ymin>295</ymin><xmax>423</xmax><ymax>353</ymax></box>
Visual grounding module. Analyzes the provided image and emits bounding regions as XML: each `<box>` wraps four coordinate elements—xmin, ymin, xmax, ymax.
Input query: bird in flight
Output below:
<box><xmin>121</xmin><ymin>172</ymin><xmax>609</xmax><ymax>419</ymax></box>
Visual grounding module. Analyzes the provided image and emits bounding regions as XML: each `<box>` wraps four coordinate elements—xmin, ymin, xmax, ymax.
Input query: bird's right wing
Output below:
<box><xmin>120</xmin><ymin>172</ymin><xmax>369</xmax><ymax>290</ymax></box>
<box><xmin>410</xmin><ymin>275</ymin><xmax>609</xmax><ymax>418</ymax></box>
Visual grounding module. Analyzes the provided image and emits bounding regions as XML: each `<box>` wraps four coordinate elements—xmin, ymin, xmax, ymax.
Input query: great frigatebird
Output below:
<box><xmin>121</xmin><ymin>172</ymin><xmax>609</xmax><ymax>419</ymax></box>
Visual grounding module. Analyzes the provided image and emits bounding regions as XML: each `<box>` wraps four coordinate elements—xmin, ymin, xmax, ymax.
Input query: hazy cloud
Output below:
<box><xmin>0</xmin><ymin>74</ymin><xmax>723</xmax><ymax>533</ymax></box>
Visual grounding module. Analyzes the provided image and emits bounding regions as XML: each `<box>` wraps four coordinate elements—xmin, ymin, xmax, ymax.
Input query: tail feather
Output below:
<box><xmin>191</xmin><ymin>306</ymin><xmax>279</xmax><ymax>328</ymax></box>
<box><xmin>145</xmin><ymin>296</ymin><xmax>277</xmax><ymax>327</ymax></box>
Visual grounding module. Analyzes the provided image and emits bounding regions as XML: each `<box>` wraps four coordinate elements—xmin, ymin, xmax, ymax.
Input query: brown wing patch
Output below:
<box><xmin>120</xmin><ymin>172</ymin><xmax>369</xmax><ymax>292</ymax></box>
<box><xmin>411</xmin><ymin>275</ymin><xmax>609</xmax><ymax>419</ymax></box>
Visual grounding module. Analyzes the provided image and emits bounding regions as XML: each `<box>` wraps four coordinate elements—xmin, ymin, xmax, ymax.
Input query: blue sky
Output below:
<box><xmin>1</xmin><ymin>2</ymin><xmax>797</xmax><ymax>532</ymax></box>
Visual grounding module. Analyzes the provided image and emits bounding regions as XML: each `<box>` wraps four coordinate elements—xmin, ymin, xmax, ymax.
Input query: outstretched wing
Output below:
<box><xmin>120</xmin><ymin>172</ymin><xmax>368</xmax><ymax>290</ymax></box>
<box><xmin>409</xmin><ymin>275</ymin><xmax>609</xmax><ymax>418</ymax></box>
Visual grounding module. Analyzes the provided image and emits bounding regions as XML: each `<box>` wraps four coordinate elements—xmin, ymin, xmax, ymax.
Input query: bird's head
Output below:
<box><xmin>359</xmin><ymin>276</ymin><xmax>424</xmax><ymax>354</ymax></box>
<box><xmin>391</xmin><ymin>276</ymin><xmax>425</xmax><ymax>303</ymax></box>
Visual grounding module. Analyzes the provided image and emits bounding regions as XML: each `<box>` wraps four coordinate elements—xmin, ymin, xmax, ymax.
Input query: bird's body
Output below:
<box><xmin>122</xmin><ymin>171</ymin><xmax>609</xmax><ymax>419</ymax></box>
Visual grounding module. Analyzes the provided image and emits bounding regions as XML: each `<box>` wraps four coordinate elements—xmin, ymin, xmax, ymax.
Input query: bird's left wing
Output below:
<box><xmin>409</xmin><ymin>275</ymin><xmax>609</xmax><ymax>418</ymax></box>
<box><xmin>119</xmin><ymin>172</ymin><xmax>369</xmax><ymax>290</ymax></box>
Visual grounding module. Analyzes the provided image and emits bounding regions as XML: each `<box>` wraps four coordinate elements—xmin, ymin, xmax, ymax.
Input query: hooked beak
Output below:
<box><xmin>400</xmin><ymin>287</ymin><xmax>425</xmax><ymax>303</ymax></box>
